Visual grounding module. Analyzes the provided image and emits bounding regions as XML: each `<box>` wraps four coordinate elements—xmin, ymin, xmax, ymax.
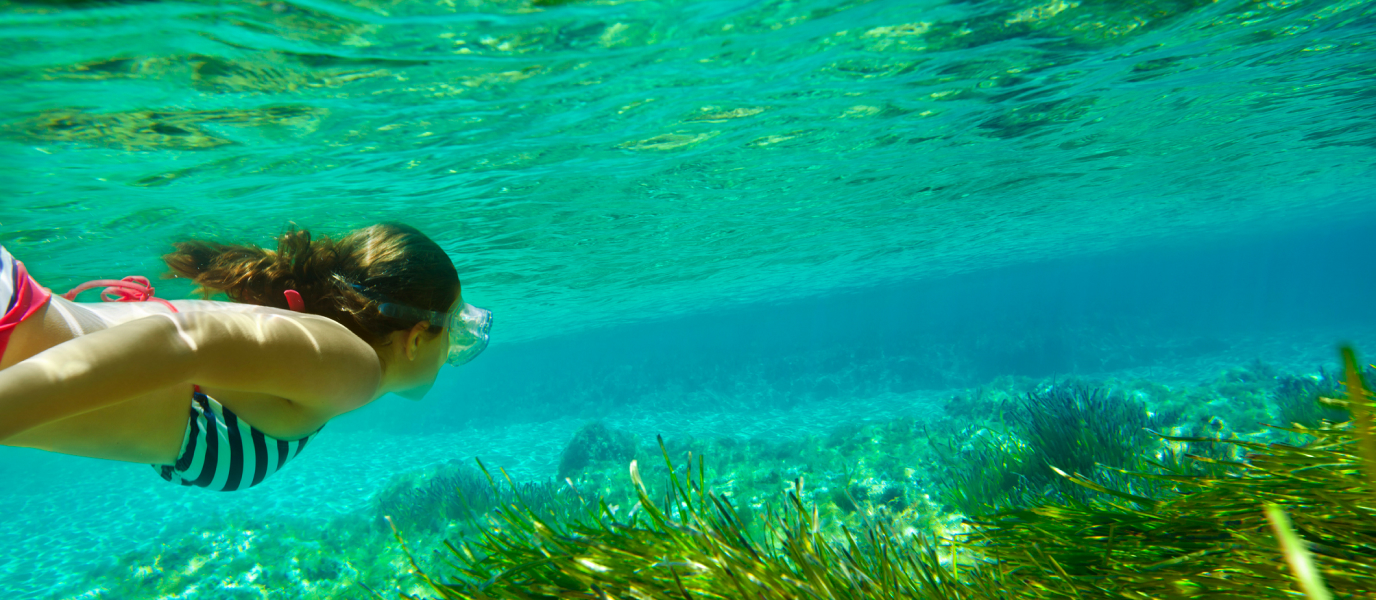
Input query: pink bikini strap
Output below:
<box><xmin>60</xmin><ymin>277</ymin><xmax>178</xmax><ymax>313</ymax></box>
<box><xmin>62</xmin><ymin>280</ymin><xmax>306</xmax><ymax>314</ymax></box>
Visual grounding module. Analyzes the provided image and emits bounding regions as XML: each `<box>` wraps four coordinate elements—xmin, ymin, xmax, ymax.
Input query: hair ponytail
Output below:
<box><xmin>162</xmin><ymin>223</ymin><xmax>460</xmax><ymax>347</ymax></box>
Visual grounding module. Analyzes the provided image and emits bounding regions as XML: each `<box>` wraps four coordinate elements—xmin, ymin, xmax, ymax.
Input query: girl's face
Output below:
<box><xmin>395</xmin><ymin>296</ymin><xmax>462</xmax><ymax>400</ymax></box>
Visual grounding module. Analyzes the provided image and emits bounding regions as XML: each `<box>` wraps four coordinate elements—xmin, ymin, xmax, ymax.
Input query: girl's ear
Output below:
<box><xmin>405</xmin><ymin>321</ymin><xmax>429</xmax><ymax>359</ymax></box>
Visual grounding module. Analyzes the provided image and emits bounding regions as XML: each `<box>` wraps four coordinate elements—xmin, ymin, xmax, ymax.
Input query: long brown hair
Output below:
<box><xmin>162</xmin><ymin>223</ymin><xmax>460</xmax><ymax>347</ymax></box>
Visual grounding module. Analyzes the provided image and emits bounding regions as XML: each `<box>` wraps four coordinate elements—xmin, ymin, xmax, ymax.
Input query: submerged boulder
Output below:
<box><xmin>558</xmin><ymin>423</ymin><xmax>638</xmax><ymax>480</ymax></box>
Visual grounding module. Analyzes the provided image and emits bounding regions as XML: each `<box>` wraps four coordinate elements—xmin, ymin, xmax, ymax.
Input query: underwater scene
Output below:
<box><xmin>2</xmin><ymin>0</ymin><xmax>1376</xmax><ymax>597</ymax></box>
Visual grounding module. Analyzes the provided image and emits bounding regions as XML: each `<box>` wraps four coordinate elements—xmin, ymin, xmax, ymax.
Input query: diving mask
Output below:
<box><xmin>367</xmin><ymin>292</ymin><xmax>492</xmax><ymax>366</ymax></box>
<box><xmin>440</xmin><ymin>302</ymin><xmax>493</xmax><ymax>366</ymax></box>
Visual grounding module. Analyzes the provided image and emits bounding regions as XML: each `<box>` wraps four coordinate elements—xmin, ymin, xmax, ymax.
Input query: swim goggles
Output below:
<box><xmin>353</xmin><ymin>285</ymin><xmax>492</xmax><ymax>366</ymax></box>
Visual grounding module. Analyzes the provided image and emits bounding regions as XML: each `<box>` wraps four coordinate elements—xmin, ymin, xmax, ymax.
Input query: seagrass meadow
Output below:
<box><xmin>367</xmin><ymin>348</ymin><xmax>1376</xmax><ymax>600</ymax></box>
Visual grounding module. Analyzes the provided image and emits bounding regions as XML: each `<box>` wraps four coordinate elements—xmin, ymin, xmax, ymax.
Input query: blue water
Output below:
<box><xmin>2</xmin><ymin>0</ymin><xmax>1375</xmax><ymax>597</ymax></box>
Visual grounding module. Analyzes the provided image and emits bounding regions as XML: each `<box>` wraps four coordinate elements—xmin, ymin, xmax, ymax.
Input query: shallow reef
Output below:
<box><xmin>55</xmin><ymin>351</ymin><xmax>1376</xmax><ymax>599</ymax></box>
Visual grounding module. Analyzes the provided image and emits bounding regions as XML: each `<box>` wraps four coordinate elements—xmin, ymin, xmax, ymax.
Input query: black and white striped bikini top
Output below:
<box><xmin>156</xmin><ymin>387</ymin><xmax>323</xmax><ymax>491</ymax></box>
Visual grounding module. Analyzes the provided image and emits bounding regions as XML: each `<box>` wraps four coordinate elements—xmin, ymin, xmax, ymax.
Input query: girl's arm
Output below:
<box><xmin>0</xmin><ymin>311</ymin><xmax>380</xmax><ymax>443</ymax></box>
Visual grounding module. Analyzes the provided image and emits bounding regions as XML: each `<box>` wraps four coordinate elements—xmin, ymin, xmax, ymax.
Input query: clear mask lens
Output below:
<box><xmin>446</xmin><ymin>303</ymin><xmax>492</xmax><ymax>366</ymax></box>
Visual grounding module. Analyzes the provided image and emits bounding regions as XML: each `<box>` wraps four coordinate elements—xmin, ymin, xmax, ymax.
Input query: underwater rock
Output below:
<box><xmin>827</xmin><ymin>481</ymin><xmax>872</xmax><ymax>514</ymax></box>
<box><xmin>558</xmin><ymin>422</ymin><xmax>638</xmax><ymax>480</ymax></box>
<box><xmin>876</xmin><ymin>485</ymin><xmax>907</xmax><ymax>511</ymax></box>
<box><xmin>943</xmin><ymin>387</ymin><xmax>996</xmax><ymax>419</ymax></box>
<box><xmin>830</xmin><ymin>486</ymin><xmax>859</xmax><ymax>513</ymax></box>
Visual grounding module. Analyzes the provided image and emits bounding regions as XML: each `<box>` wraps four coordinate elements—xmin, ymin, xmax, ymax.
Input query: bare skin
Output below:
<box><xmin>0</xmin><ymin>292</ymin><xmax>454</xmax><ymax>465</ymax></box>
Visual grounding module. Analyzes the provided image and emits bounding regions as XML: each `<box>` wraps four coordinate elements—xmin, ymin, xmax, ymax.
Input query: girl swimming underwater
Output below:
<box><xmin>0</xmin><ymin>223</ymin><xmax>491</xmax><ymax>491</ymax></box>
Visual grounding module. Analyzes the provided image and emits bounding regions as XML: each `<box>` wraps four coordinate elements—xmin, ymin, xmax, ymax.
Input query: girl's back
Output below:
<box><xmin>2</xmin><ymin>297</ymin><xmax>336</xmax><ymax>464</ymax></box>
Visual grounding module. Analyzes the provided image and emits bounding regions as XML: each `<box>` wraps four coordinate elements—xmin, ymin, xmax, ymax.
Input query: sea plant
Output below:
<box><xmin>961</xmin><ymin>347</ymin><xmax>1376</xmax><ymax>598</ymax></box>
<box><xmin>928</xmin><ymin>422</ymin><xmax>1037</xmax><ymax>514</ymax></box>
<box><xmin>370</xmin><ymin>460</ymin><xmax>497</xmax><ymax>534</ymax></box>
<box><xmin>1014</xmin><ymin>381</ymin><xmax>1155</xmax><ymax>493</ymax></box>
<box><xmin>372</xmin><ymin>438</ymin><xmax>1007</xmax><ymax>600</ymax></box>
<box><xmin>932</xmin><ymin>380</ymin><xmax>1183</xmax><ymax>514</ymax></box>
<box><xmin>1273</xmin><ymin>367</ymin><xmax>1351</xmax><ymax>432</ymax></box>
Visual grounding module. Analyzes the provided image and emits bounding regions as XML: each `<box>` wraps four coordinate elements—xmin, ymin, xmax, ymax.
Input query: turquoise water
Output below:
<box><xmin>1</xmin><ymin>0</ymin><xmax>1375</xmax><ymax>597</ymax></box>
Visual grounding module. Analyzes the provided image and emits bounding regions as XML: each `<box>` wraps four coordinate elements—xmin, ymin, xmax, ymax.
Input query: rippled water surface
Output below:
<box><xmin>2</xmin><ymin>0</ymin><xmax>1374</xmax><ymax>341</ymax></box>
